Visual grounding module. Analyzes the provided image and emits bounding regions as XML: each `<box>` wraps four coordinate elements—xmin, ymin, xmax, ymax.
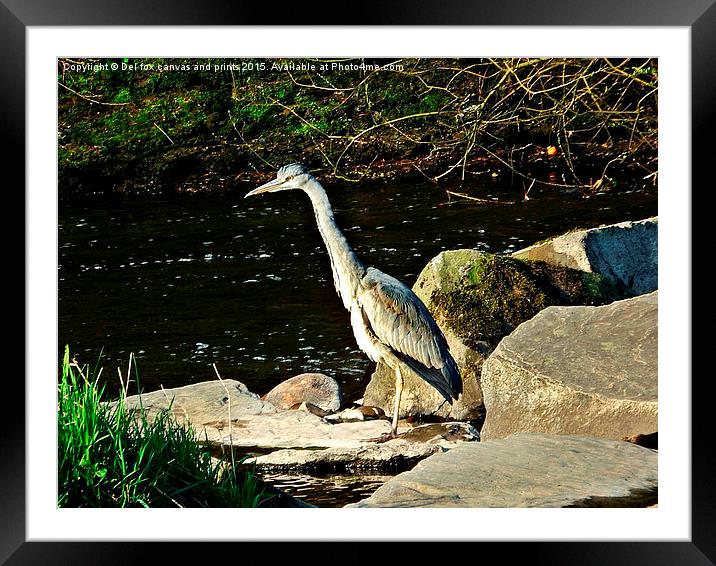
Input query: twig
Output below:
<box><xmin>154</xmin><ymin>486</ymin><xmax>184</xmax><ymax>508</ymax></box>
<box><xmin>153</xmin><ymin>122</ymin><xmax>174</xmax><ymax>145</ymax></box>
<box><xmin>228</xmin><ymin>110</ymin><xmax>276</xmax><ymax>169</ymax></box>
<box><xmin>445</xmin><ymin>190</ymin><xmax>516</xmax><ymax>204</ymax></box>
<box><xmin>58</xmin><ymin>82</ymin><xmax>131</xmax><ymax>106</ymax></box>
<box><xmin>213</xmin><ymin>364</ymin><xmax>236</xmax><ymax>473</ymax></box>
<box><xmin>333</xmin><ymin>110</ymin><xmax>444</xmax><ymax>173</ymax></box>
<box><xmin>267</xmin><ymin>96</ymin><xmax>344</xmax><ymax>140</ymax></box>
<box><xmin>523</xmin><ymin>178</ymin><xmax>536</xmax><ymax>201</ymax></box>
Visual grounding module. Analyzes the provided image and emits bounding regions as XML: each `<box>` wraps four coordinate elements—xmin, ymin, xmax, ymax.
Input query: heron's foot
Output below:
<box><xmin>367</xmin><ymin>431</ymin><xmax>400</xmax><ymax>443</ymax></box>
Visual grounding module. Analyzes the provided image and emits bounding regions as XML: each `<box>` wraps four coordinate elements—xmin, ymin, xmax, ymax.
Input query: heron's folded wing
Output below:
<box><xmin>360</xmin><ymin>269</ymin><xmax>445</xmax><ymax>368</ymax></box>
<box><xmin>359</xmin><ymin>268</ymin><xmax>462</xmax><ymax>401</ymax></box>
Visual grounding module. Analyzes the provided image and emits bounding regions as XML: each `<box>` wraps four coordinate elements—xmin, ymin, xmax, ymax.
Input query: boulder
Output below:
<box><xmin>262</xmin><ymin>372</ymin><xmax>342</xmax><ymax>413</ymax></box>
<box><xmin>294</xmin><ymin>402</ymin><xmax>333</xmax><ymax>417</ymax></box>
<box><xmin>624</xmin><ymin>431</ymin><xmax>658</xmax><ymax>449</ymax></box>
<box><xmin>347</xmin><ymin>433</ymin><xmax>657</xmax><ymax>508</ymax></box>
<box><xmin>364</xmin><ymin>249</ymin><xmax>619</xmax><ymax>421</ymax></box>
<box><xmin>512</xmin><ymin>217</ymin><xmax>657</xmax><ymax>296</ymax></box>
<box><xmin>480</xmin><ymin>292</ymin><xmax>658</xmax><ymax>441</ymax></box>
<box><xmin>398</xmin><ymin>421</ymin><xmax>480</xmax><ymax>444</ymax></box>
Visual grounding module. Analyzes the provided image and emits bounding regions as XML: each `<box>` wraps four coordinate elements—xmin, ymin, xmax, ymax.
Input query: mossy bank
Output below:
<box><xmin>58</xmin><ymin>57</ymin><xmax>658</xmax><ymax>200</ymax></box>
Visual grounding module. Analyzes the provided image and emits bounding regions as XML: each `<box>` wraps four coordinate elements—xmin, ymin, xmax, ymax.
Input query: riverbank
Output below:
<box><xmin>58</xmin><ymin>57</ymin><xmax>657</xmax><ymax>200</ymax></box>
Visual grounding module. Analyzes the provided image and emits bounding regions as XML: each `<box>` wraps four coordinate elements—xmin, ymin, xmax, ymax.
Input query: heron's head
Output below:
<box><xmin>245</xmin><ymin>164</ymin><xmax>313</xmax><ymax>198</ymax></box>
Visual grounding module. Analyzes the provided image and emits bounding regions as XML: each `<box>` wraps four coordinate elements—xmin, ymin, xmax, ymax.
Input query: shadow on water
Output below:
<box><xmin>58</xmin><ymin>174</ymin><xmax>657</xmax><ymax>399</ymax></box>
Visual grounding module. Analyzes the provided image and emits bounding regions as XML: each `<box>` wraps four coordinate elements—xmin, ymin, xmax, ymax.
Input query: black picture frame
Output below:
<box><xmin>9</xmin><ymin>0</ymin><xmax>709</xmax><ymax>563</ymax></box>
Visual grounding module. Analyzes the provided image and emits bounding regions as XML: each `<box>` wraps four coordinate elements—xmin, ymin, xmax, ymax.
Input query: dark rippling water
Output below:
<box><xmin>58</xmin><ymin>175</ymin><xmax>657</xmax><ymax>400</ymax></box>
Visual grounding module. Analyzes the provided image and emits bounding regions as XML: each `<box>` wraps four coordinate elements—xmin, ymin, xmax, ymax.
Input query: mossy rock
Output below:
<box><xmin>414</xmin><ymin>249</ymin><xmax>621</xmax><ymax>350</ymax></box>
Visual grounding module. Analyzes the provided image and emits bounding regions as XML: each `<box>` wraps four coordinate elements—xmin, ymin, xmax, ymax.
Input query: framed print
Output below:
<box><xmin>9</xmin><ymin>0</ymin><xmax>711</xmax><ymax>562</ymax></box>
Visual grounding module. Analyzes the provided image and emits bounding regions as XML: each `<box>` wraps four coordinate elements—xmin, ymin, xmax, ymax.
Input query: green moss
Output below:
<box><xmin>113</xmin><ymin>87</ymin><xmax>132</xmax><ymax>103</ymax></box>
<box><xmin>430</xmin><ymin>252</ymin><xmax>621</xmax><ymax>348</ymax></box>
<box><xmin>527</xmin><ymin>260</ymin><xmax>621</xmax><ymax>305</ymax></box>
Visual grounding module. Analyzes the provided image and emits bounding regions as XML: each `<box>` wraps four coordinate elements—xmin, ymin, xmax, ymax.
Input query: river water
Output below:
<box><xmin>58</xmin><ymin>176</ymin><xmax>657</xmax><ymax>401</ymax></box>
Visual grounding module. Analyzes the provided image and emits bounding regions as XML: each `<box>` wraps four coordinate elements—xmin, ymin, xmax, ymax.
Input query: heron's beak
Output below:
<box><xmin>245</xmin><ymin>178</ymin><xmax>283</xmax><ymax>198</ymax></box>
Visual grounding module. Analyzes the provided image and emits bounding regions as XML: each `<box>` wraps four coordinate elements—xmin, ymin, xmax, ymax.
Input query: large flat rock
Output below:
<box><xmin>480</xmin><ymin>292</ymin><xmax>657</xmax><ymax>440</ymax></box>
<box><xmin>213</xmin><ymin>412</ymin><xmax>392</xmax><ymax>449</ymax></box>
<box><xmin>513</xmin><ymin>217</ymin><xmax>657</xmax><ymax>296</ymax></box>
<box><xmin>347</xmin><ymin>433</ymin><xmax>657</xmax><ymax>508</ymax></box>
<box><xmin>246</xmin><ymin>442</ymin><xmax>444</xmax><ymax>474</ymax></box>
<box><xmin>244</xmin><ymin>422</ymin><xmax>479</xmax><ymax>473</ymax></box>
<box><xmin>118</xmin><ymin>379</ymin><xmax>392</xmax><ymax>449</ymax></box>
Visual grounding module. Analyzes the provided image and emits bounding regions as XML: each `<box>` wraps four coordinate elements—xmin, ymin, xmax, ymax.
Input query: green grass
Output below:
<box><xmin>58</xmin><ymin>346</ymin><xmax>270</xmax><ymax>508</ymax></box>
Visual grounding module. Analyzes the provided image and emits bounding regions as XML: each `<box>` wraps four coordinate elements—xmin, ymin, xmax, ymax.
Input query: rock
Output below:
<box><xmin>213</xmin><ymin>411</ymin><xmax>397</xmax><ymax>450</ymax></box>
<box><xmin>512</xmin><ymin>217</ymin><xmax>657</xmax><ymax>296</ymax></box>
<box><xmin>364</xmin><ymin>249</ymin><xmax>618</xmax><ymax>421</ymax></box>
<box><xmin>115</xmin><ymin>379</ymin><xmax>277</xmax><ymax>427</ymax></box>
<box><xmin>325</xmin><ymin>408</ymin><xmax>366</xmax><ymax>423</ymax></box>
<box><xmin>245</xmin><ymin>422</ymin><xmax>478</xmax><ymax>473</ymax></box>
<box><xmin>325</xmin><ymin>405</ymin><xmax>386</xmax><ymax>424</ymax></box>
<box><xmin>245</xmin><ymin>442</ymin><xmax>444</xmax><ymax>474</ymax></box>
<box><xmin>414</xmin><ymin>249</ymin><xmax>620</xmax><ymax>347</ymax></box>
<box><xmin>398</xmin><ymin>422</ymin><xmax>480</xmax><ymax>444</ymax></box>
<box><xmin>118</xmin><ymin>379</ymin><xmax>394</xmax><ymax>450</ymax></box>
<box><xmin>262</xmin><ymin>372</ymin><xmax>342</xmax><ymax>413</ymax></box>
<box><xmin>480</xmin><ymin>292</ymin><xmax>657</xmax><ymax>441</ymax></box>
<box><xmin>347</xmin><ymin>433</ymin><xmax>657</xmax><ymax>508</ymax></box>
<box><xmin>356</xmin><ymin>405</ymin><xmax>385</xmax><ymax>419</ymax></box>
<box><xmin>246</xmin><ymin>422</ymin><xmax>479</xmax><ymax>473</ymax></box>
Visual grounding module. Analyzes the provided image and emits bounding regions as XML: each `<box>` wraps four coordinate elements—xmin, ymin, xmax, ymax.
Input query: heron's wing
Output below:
<box><xmin>359</xmin><ymin>268</ymin><xmax>462</xmax><ymax>402</ymax></box>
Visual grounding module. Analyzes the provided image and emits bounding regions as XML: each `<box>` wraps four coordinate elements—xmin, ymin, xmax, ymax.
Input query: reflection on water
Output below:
<box><xmin>58</xmin><ymin>176</ymin><xmax>657</xmax><ymax>398</ymax></box>
<box><xmin>259</xmin><ymin>472</ymin><xmax>392</xmax><ymax>508</ymax></box>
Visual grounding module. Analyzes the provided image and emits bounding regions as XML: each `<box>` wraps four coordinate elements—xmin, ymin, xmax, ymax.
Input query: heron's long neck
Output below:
<box><xmin>303</xmin><ymin>179</ymin><xmax>365</xmax><ymax>309</ymax></box>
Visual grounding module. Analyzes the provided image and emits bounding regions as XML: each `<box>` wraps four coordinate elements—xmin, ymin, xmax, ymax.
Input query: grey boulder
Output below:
<box><xmin>513</xmin><ymin>216</ymin><xmax>657</xmax><ymax>296</ymax></box>
<box><xmin>480</xmin><ymin>292</ymin><xmax>658</xmax><ymax>441</ymax></box>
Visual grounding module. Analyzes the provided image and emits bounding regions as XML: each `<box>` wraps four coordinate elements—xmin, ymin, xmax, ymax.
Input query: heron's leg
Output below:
<box><xmin>391</xmin><ymin>366</ymin><xmax>403</xmax><ymax>436</ymax></box>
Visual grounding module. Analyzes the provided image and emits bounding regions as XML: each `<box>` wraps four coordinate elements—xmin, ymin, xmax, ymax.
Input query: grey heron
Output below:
<box><xmin>245</xmin><ymin>164</ymin><xmax>462</xmax><ymax>437</ymax></box>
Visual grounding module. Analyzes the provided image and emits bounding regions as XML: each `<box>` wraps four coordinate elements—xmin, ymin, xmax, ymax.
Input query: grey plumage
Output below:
<box><xmin>359</xmin><ymin>268</ymin><xmax>461</xmax><ymax>404</ymax></box>
<box><xmin>246</xmin><ymin>164</ymin><xmax>462</xmax><ymax>436</ymax></box>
